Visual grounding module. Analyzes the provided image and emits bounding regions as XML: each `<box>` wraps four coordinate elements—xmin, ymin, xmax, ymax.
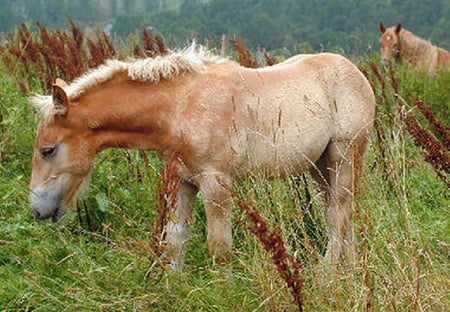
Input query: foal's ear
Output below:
<box><xmin>395</xmin><ymin>23</ymin><xmax>402</xmax><ymax>34</ymax></box>
<box><xmin>52</xmin><ymin>84</ymin><xmax>68</xmax><ymax>116</ymax></box>
<box><xmin>379</xmin><ymin>22</ymin><xmax>386</xmax><ymax>33</ymax></box>
<box><xmin>54</xmin><ymin>78</ymin><xmax>68</xmax><ymax>88</ymax></box>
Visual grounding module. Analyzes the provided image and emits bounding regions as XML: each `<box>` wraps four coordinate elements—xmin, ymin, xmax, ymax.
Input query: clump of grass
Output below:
<box><xmin>0</xmin><ymin>19</ymin><xmax>170</xmax><ymax>94</ymax></box>
<box><xmin>364</xmin><ymin>62</ymin><xmax>449</xmax><ymax>187</ymax></box>
<box><xmin>85</xmin><ymin>26</ymin><xmax>117</xmax><ymax>69</ymax></box>
<box><xmin>0</xmin><ymin>20</ymin><xmax>116</xmax><ymax>92</ymax></box>
<box><xmin>408</xmin><ymin>94</ymin><xmax>450</xmax><ymax>146</ymax></box>
<box><xmin>358</xmin><ymin>61</ymin><xmax>448</xmax><ymax>311</ymax></box>
<box><xmin>230</xmin><ymin>37</ymin><xmax>277</xmax><ymax>68</ymax></box>
<box><xmin>235</xmin><ymin>194</ymin><xmax>304</xmax><ymax>311</ymax></box>
<box><xmin>399</xmin><ymin>105</ymin><xmax>449</xmax><ymax>186</ymax></box>
<box><xmin>133</xmin><ymin>26</ymin><xmax>168</xmax><ymax>58</ymax></box>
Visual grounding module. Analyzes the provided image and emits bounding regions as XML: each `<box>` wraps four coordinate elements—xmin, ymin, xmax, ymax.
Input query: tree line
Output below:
<box><xmin>1</xmin><ymin>0</ymin><xmax>449</xmax><ymax>56</ymax></box>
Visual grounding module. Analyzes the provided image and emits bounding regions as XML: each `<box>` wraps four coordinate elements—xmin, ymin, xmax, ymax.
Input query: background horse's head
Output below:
<box><xmin>379</xmin><ymin>22</ymin><xmax>402</xmax><ymax>66</ymax></box>
<box><xmin>30</xmin><ymin>79</ymin><xmax>95</xmax><ymax>221</ymax></box>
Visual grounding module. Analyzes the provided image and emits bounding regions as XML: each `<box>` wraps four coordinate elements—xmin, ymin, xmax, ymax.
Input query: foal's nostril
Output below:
<box><xmin>32</xmin><ymin>209</ymin><xmax>41</xmax><ymax>219</ymax></box>
<box><xmin>31</xmin><ymin>207</ymin><xmax>47</xmax><ymax>219</ymax></box>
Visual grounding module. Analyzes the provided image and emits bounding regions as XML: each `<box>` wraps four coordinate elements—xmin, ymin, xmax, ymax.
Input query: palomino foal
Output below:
<box><xmin>30</xmin><ymin>45</ymin><xmax>375</xmax><ymax>270</ymax></box>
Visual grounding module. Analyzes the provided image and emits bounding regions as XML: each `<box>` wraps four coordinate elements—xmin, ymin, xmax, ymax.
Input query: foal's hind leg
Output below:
<box><xmin>309</xmin><ymin>152</ymin><xmax>331</xmax><ymax>201</ymax></box>
<box><xmin>323</xmin><ymin>139</ymin><xmax>358</xmax><ymax>263</ymax></box>
<box><xmin>166</xmin><ymin>181</ymin><xmax>198</xmax><ymax>271</ymax></box>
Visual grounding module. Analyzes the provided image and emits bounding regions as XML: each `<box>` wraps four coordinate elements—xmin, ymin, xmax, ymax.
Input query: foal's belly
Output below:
<box><xmin>232</xmin><ymin>127</ymin><xmax>330</xmax><ymax>179</ymax></box>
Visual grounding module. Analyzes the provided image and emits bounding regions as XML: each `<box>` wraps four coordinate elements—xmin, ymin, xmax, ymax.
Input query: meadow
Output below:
<box><xmin>0</xmin><ymin>24</ymin><xmax>448</xmax><ymax>311</ymax></box>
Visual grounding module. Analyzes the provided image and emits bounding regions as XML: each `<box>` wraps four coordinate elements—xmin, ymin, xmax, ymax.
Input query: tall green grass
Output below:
<box><xmin>1</xmin><ymin>38</ymin><xmax>448</xmax><ymax>310</ymax></box>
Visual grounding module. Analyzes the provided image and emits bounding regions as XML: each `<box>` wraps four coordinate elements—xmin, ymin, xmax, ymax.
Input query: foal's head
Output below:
<box><xmin>379</xmin><ymin>22</ymin><xmax>402</xmax><ymax>66</ymax></box>
<box><xmin>30</xmin><ymin>80</ymin><xmax>95</xmax><ymax>221</ymax></box>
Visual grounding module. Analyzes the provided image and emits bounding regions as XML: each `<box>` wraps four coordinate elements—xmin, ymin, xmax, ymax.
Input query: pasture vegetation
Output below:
<box><xmin>0</xmin><ymin>25</ymin><xmax>449</xmax><ymax>311</ymax></box>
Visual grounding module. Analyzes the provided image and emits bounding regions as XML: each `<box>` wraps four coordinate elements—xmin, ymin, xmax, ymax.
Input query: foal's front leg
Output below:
<box><xmin>166</xmin><ymin>181</ymin><xmax>198</xmax><ymax>271</ymax></box>
<box><xmin>198</xmin><ymin>173</ymin><xmax>233</xmax><ymax>265</ymax></box>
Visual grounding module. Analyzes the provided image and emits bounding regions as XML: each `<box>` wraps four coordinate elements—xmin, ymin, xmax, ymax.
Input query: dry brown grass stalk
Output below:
<box><xmin>230</xmin><ymin>38</ymin><xmax>259</xmax><ymax>68</ymax></box>
<box><xmin>133</xmin><ymin>27</ymin><xmax>168</xmax><ymax>58</ymax></box>
<box><xmin>236</xmin><ymin>196</ymin><xmax>304</xmax><ymax>311</ymax></box>
<box><xmin>407</xmin><ymin>92</ymin><xmax>450</xmax><ymax>148</ymax></box>
<box><xmin>230</xmin><ymin>38</ymin><xmax>276</xmax><ymax>68</ymax></box>
<box><xmin>0</xmin><ymin>20</ymin><xmax>112</xmax><ymax>92</ymax></box>
<box><xmin>364</xmin><ymin>62</ymin><xmax>449</xmax><ymax>187</ymax></box>
<box><xmin>400</xmin><ymin>106</ymin><xmax>449</xmax><ymax>186</ymax></box>
<box><xmin>151</xmin><ymin>154</ymin><xmax>182</xmax><ymax>258</ymax></box>
<box><xmin>263</xmin><ymin>50</ymin><xmax>277</xmax><ymax>66</ymax></box>
<box><xmin>0</xmin><ymin>20</ymin><xmax>169</xmax><ymax>93</ymax></box>
<box><xmin>86</xmin><ymin>30</ymin><xmax>116</xmax><ymax>69</ymax></box>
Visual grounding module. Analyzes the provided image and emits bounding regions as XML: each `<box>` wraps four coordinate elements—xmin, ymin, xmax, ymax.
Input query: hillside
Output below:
<box><xmin>0</xmin><ymin>25</ymin><xmax>449</xmax><ymax>309</ymax></box>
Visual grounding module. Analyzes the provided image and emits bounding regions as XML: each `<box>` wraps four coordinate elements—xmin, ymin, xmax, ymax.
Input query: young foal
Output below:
<box><xmin>379</xmin><ymin>22</ymin><xmax>450</xmax><ymax>73</ymax></box>
<box><xmin>29</xmin><ymin>45</ymin><xmax>375</xmax><ymax>270</ymax></box>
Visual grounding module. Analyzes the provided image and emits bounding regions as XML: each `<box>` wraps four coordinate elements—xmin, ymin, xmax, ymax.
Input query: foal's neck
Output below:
<box><xmin>78</xmin><ymin>78</ymin><xmax>175</xmax><ymax>152</ymax></box>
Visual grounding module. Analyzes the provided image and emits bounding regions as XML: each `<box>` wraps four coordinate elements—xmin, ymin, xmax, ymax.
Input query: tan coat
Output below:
<box><xmin>30</xmin><ymin>45</ymin><xmax>376</xmax><ymax>269</ymax></box>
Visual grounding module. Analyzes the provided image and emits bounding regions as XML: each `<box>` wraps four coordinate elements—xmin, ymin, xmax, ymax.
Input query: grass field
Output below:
<box><xmin>0</xmin><ymin>48</ymin><xmax>448</xmax><ymax>311</ymax></box>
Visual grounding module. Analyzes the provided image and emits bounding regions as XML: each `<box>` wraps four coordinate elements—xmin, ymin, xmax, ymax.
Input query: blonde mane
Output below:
<box><xmin>31</xmin><ymin>43</ymin><xmax>226</xmax><ymax>115</ymax></box>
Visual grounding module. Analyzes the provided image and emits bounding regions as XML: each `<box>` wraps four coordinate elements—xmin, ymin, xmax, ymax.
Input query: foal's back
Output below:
<box><xmin>222</xmin><ymin>53</ymin><xmax>375</xmax><ymax>178</ymax></box>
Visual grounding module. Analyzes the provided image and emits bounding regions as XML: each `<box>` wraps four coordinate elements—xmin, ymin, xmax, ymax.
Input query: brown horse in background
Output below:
<box><xmin>379</xmin><ymin>22</ymin><xmax>450</xmax><ymax>73</ymax></box>
<box><xmin>29</xmin><ymin>44</ymin><xmax>375</xmax><ymax>270</ymax></box>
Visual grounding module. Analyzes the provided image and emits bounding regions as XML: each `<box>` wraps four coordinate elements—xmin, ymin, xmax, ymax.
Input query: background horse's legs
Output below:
<box><xmin>199</xmin><ymin>173</ymin><xmax>233</xmax><ymax>266</ymax></box>
<box><xmin>166</xmin><ymin>181</ymin><xmax>198</xmax><ymax>271</ymax></box>
<box><xmin>323</xmin><ymin>139</ymin><xmax>356</xmax><ymax>264</ymax></box>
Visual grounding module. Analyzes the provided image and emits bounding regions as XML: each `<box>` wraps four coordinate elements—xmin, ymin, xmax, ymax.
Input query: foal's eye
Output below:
<box><xmin>40</xmin><ymin>146</ymin><xmax>57</xmax><ymax>159</ymax></box>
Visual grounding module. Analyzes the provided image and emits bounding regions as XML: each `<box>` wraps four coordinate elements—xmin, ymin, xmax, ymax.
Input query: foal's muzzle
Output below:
<box><xmin>31</xmin><ymin>204</ymin><xmax>67</xmax><ymax>222</ymax></box>
<box><xmin>30</xmin><ymin>187</ymin><xmax>67</xmax><ymax>222</ymax></box>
